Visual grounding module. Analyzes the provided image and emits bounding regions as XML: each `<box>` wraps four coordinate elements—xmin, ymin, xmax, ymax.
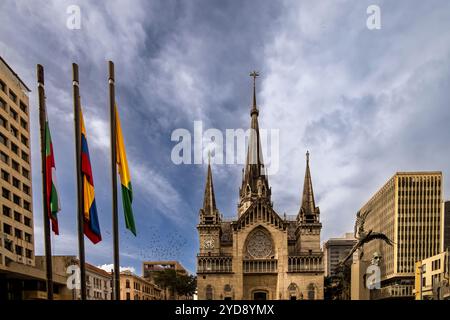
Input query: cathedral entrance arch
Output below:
<box><xmin>253</xmin><ymin>290</ymin><xmax>268</xmax><ymax>300</ymax></box>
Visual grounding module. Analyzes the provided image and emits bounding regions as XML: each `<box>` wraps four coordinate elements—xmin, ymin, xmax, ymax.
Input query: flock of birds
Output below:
<box><xmin>104</xmin><ymin>226</ymin><xmax>190</xmax><ymax>261</ymax></box>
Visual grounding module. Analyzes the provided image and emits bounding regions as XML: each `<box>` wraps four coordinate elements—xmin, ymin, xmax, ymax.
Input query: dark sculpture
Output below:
<box><xmin>338</xmin><ymin>209</ymin><xmax>393</xmax><ymax>268</ymax></box>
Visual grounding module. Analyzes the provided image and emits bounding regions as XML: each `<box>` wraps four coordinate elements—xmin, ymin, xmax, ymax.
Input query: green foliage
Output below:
<box><xmin>153</xmin><ymin>269</ymin><xmax>197</xmax><ymax>299</ymax></box>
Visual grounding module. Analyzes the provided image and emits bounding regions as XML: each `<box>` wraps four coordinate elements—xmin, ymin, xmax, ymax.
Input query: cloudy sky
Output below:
<box><xmin>1</xmin><ymin>0</ymin><xmax>449</xmax><ymax>274</ymax></box>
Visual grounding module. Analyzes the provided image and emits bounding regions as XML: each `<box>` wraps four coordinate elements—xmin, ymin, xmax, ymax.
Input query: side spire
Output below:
<box><xmin>299</xmin><ymin>151</ymin><xmax>319</xmax><ymax>223</ymax></box>
<box><xmin>202</xmin><ymin>152</ymin><xmax>217</xmax><ymax>216</ymax></box>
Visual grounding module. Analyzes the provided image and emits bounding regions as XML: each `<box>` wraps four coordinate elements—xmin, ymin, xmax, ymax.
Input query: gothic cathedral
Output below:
<box><xmin>196</xmin><ymin>73</ymin><xmax>324</xmax><ymax>300</ymax></box>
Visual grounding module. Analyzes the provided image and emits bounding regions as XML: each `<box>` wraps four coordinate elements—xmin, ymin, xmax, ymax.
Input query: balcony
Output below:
<box><xmin>370</xmin><ymin>284</ymin><xmax>414</xmax><ymax>299</ymax></box>
<box><xmin>288</xmin><ymin>255</ymin><xmax>323</xmax><ymax>273</ymax></box>
<box><xmin>197</xmin><ymin>255</ymin><xmax>232</xmax><ymax>274</ymax></box>
<box><xmin>243</xmin><ymin>259</ymin><xmax>277</xmax><ymax>274</ymax></box>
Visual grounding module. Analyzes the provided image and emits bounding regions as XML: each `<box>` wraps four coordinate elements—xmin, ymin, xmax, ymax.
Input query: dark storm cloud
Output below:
<box><xmin>1</xmin><ymin>0</ymin><xmax>449</xmax><ymax>273</ymax></box>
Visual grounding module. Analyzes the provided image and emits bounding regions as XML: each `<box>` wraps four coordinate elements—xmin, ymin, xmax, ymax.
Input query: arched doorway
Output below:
<box><xmin>288</xmin><ymin>283</ymin><xmax>299</xmax><ymax>300</ymax></box>
<box><xmin>253</xmin><ymin>291</ymin><xmax>268</xmax><ymax>300</ymax></box>
<box><xmin>307</xmin><ymin>283</ymin><xmax>316</xmax><ymax>300</ymax></box>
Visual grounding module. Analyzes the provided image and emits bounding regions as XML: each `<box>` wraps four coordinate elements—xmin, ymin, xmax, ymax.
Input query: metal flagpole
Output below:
<box><xmin>108</xmin><ymin>61</ymin><xmax>120</xmax><ymax>300</ymax></box>
<box><xmin>72</xmin><ymin>63</ymin><xmax>86</xmax><ymax>300</ymax></box>
<box><xmin>37</xmin><ymin>64</ymin><xmax>53</xmax><ymax>300</ymax></box>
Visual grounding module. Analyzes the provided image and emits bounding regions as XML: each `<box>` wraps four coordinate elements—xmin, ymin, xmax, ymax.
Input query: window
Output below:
<box><xmin>9</xmin><ymin>90</ymin><xmax>17</xmax><ymax>103</ymax></box>
<box><xmin>19</xmin><ymin>101</ymin><xmax>27</xmax><ymax>113</ymax></box>
<box><xmin>20</xmin><ymin>118</ymin><xmax>27</xmax><ymax>130</ymax></box>
<box><xmin>1</xmin><ymin>151</ymin><xmax>8</xmax><ymax>164</ymax></box>
<box><xmin>11</xmin><ymin>142</ymin><xmax>19</xmax><ymax>155</ymax></box>
<box><xmin>205</xmin><ymin>285</ymin><xmax>213</xmax><ymax>300</ymax></box>
<box><xmin>307</xmin><ymin>284</ymin><xmax>315</xmax><ymax>300</ymax></box>
<box><xmin>15</xmin><ymin>245</ymin><xmax>23</xmax><ymax>256</ymax></box>
<box><xmin>2</xmin><ymin>205</ymin><xmax>11</xmax><ymax>218</ymax></box>
<box><xmin>5</xmin><ymin>241</ymin><xmax>13</xmax><ymax>252</ymax></box>
<box><xmin>126</xmin><ymin>292</ymin><xmax>130</xmax><ymax>300</ymax></box>
<box><xmin>2</xmin><ymin>187</ymin><xmax>10</xmax><ymax>200</ymax></box>
<box><xmin>23</xmin><ymin>184</ymin><xmax>30</xmax><ymax>195</ymax></box>
<box><xmin>12</xmin><ymin>177</ymin><xmax>20</xmax><ymax>189</ymax></box>
<box><xmin>23</xmin><ymin>200</ymin><xmax>30</xmax><ymax>211</ymax></box>
<box><xmin>9</xmin><ymin>108</ymin><xmax>18</xmax><ymax>121</ymax></box>
<box><xmin>3</xmin><ymin>223</ymin><xmax>12</xmax><ymax>235</ymax></box>
<box><xmin>22</xmin><ymin>168</ymin><xmax>29</xmax><ymax>179</ymax></box>
<box><xmin>0</xmin><ymin>115</ymin><xmax>7</xmax><ymax>128</ymax></box>
<box><xmin>21</xmin><ymin>151</ymin><xmax>29</xmax><ymax>163</ymax></box>
<box><xmin>0</xmin><ymin>97</ymin><xmax>6</xmax><ymax>110</ymax></box>
<box><xmin>25</xmin><ymin>249</ymin><xmax>32</xmax><ymax>259</ymax></box>
<box><xmin>11</xmin><ymin>160</ymin><xmax>19</xmax><ymax>172</ymax></box>
<box><xmin>13</xmin><ymin>194</ymin><xmax>21</xmax><ymax>206</ymax></box>
<box><xmin>0</xmin><ymin>80</ymin><xmax>5</xmax><ymax>92</ymax></box>
<box><xmin>1</xmin><ymin>169</ymin><xmax>9</xmax><ymax>182</ymax></box>
<box><xmin>126</xmin><ymin>280</ymin><xmax>130</xmax><ymax>288</ymax></box>
<box><xmin>10</xmin><ymin>125</ymin><xmax>18</xmax><ymax>138</ymax></box>
<box><xmin>24</xmin><ymin>216</ymin><xmax>31</xmax><ymax>227</ymax></box>
<box><xmin>0</xmin><ymin>132</ymin><xmax>7</xmax><ymax>146</ymax></box>
<box><xmin>14</xmin><ymin>211</ymin><xmax>21</xmax><ymax>222</ymax></box>
<box><xmin>15</xmin><ymin>228</ymin><xmax>22</xmax><ymax>239</ymax></box>
<box><xmin>21</xmin><ymin>134</ymin><xmax>28</xmax><ymax>147</ymax></box>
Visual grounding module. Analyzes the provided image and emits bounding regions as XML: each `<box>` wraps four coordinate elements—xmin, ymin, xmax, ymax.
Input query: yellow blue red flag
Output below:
<box><xmin>80</xmin><ymin>109</ymin><xmax>101</xmax><ymax>244</ymax></box>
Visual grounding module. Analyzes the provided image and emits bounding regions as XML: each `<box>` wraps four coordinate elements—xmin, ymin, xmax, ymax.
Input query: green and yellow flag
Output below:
<box><xmin>115</xmin><ymin>105</ymin><xmax>136</xmax><ymax>235</ymax></box>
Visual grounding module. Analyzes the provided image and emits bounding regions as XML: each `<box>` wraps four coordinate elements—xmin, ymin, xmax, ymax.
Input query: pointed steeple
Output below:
<box><xmin>202</xmin><ymin>152</ymin><xmax>217</xmax><ymax>216</ymax></box>
<box><xmin>239</xmin><ymin>71</ymin><xmax>271</xmax><ymax>213</ymax></box>
<box><xmin>298</xmin><ymin>151</ymin><xmax>319</xmax><ymax>223</ymax></box>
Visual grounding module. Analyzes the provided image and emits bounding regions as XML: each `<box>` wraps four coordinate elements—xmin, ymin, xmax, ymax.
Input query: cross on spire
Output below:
<box><xmin>250</xmin><ymin>71</ymin><xmax>259</xmax><ymax>110</ymax></box>
<box><xmin>250</xmin><ymin>70</ymin><xmax>259</xmax><ymax>82</ymax></box>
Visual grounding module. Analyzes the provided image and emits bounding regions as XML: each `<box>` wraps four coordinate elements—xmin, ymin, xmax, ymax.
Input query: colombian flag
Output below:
<box><xmin>80</xmin><ymin>109</ymin><xmax>102</xmax><ymax>244</ymax></box>
<box><xmin>115</xmin><ymin>105</ymin><xmax>136</xmax><ymax>235</ymax></box>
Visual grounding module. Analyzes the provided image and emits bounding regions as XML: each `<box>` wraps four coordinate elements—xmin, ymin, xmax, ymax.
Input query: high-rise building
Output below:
<box><xmin>0</xmin><ymin>56</ymin><xmax>33</xmax><ymax>269</ymax></box>
<box><xmin>444</xmin><ymin>201</ymin><xmax>450</xmax><ymax>250</ymax></box>
<box><xmin>351</xmin><ymin>172</ymin><xmax>444</xmax><ymax>300</ymax></box>
<box><xmin>195</xmin><ymin>73</ymin><xmax>324</xmax><ymax>300</ymax></box>
<box><xmin>323</xmin><ymin>233</ymin><xmax>356</xmax><ymax>277</ymax></box>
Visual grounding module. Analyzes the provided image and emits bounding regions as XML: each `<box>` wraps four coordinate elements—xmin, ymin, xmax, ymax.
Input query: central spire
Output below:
<box><xmin>239</xmin><ymin>71</ymin><xmax>271</xmax><ymax>213</ymax></box>
<box><xmin>250</xmin><ymin>70</ymin><xmax>259</xmax><ymax>114</ymax></box>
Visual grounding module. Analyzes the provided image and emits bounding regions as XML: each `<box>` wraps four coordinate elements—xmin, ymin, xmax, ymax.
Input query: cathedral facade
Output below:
<box><xmin>196</xmin><ymin>73</ymin><xmax>324</xmax><ymax>300</ymax></box>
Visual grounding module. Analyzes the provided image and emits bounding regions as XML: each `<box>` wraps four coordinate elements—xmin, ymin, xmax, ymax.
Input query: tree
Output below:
<box><xmin>153</xmin><ymin>269</ymin><xmax>197</xmax><ymax>300</ymax></box>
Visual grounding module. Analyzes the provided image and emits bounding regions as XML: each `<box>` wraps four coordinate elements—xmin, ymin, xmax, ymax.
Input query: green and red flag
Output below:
<box><xmin>45</xmin><ymin>116</ymin><xmax>61</xmax><ymax>234</ymax></box>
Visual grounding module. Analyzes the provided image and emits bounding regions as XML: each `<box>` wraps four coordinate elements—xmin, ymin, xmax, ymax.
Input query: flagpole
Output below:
<box><xmin>72</xmin><ymin>63</ymin><xmax>86</xmax><ymax>300</ymax></box>
<box><xmin>109</xmin><ymin>61</ymin><xmax>120</xmax><ymax>300</ymax></box>
<box><xmin>37</xmin><ymin>64</ymin><xmax>53</xmax><ymax>300</ymax></box>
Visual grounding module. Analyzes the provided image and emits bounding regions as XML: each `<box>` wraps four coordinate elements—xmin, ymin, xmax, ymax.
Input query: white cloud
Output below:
<box><xmin>97</xmin><ymin>264</ymin><xmax>135</xmax><ymax>274</ymax></box>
